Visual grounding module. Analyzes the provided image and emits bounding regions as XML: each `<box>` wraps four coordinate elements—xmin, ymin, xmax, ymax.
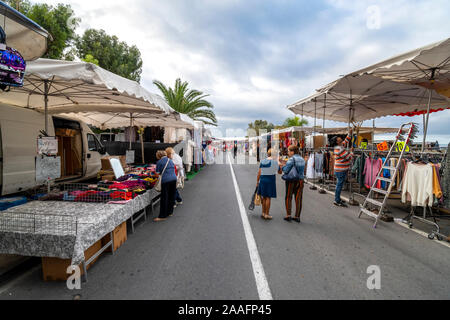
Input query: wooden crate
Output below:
<box><xmin>42</xmin><ymin>240</ymin><xmax>102</xmax><ymax>282</ymax></box>
<box><xmin>102</xmin><ymin>221</ymin><xmax>127</xmax><ymax>253</ymax></box>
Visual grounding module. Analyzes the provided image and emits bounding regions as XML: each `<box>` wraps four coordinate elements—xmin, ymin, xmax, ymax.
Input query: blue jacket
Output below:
<box><xmin>282</xmin><ymin>154</ymin><xmax>305</xmax><ymax>180</ymax></box>
<box><xmin>156</xmin><ymin>157</ymin><xmax>177</xmax><ymax>183</ymax></box>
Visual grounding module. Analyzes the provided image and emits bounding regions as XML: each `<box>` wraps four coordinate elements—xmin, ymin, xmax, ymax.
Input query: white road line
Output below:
<box><xmin>228</xmin><ymin>155</ymin><xmax>273</xmax><ymax>300</ymax></box>
<box><xmin>305</xmin><ymin>180</ymin><xmax>450</xmax><ymax>249</ymax></box>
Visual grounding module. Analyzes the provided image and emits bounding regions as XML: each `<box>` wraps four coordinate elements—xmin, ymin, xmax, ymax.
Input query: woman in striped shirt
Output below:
<box><xmin>332</xmin><ymin>130</ymin><xmax>354</xmax><ymax>207</ymax></box>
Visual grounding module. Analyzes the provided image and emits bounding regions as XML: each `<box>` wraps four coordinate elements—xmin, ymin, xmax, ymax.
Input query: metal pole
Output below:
<box><xmin>310</xmin><ymin>99</ymin><xmax>317</xmax><ymax>190</ymax></box>
<box><xmin>319</xmin><ymin>94</ymin><xmax>327</xmax><ymax>194</ymax></box>
<box><xmin>44</xmin><ymin>80</ymin><xmax>49</xmax><ymax>134</ymax></box>
<box><xmin>422</xmin><ymin>89</ymin><xmax>432</xmax><ymax>152</ymax></box>
<box><xmin>129</xmin><ymin>113</ymin><xmax>133</xmax><ymax>150</ymax></box>
<box><xmin>348</xmin><ymin>91</ymin><xmax>358</xmax><ymax>206</ymax></box>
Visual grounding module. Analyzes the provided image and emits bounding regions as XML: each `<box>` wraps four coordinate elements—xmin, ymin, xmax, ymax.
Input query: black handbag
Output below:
<box><xmin>248</xmin><ymin>186</ymin><xmax>258</xmax><ymax>211</ymax></box>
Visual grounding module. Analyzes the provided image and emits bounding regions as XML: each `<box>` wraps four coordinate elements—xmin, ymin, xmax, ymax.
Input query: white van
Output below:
<box><xmin>0</xmin><ymin>104</ymin><xmax>105</xmax><ymax>196</ymax></box>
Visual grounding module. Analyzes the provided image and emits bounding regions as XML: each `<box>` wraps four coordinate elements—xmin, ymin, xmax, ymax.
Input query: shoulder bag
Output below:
<box><xmin>155</xmin><ymin>158</ymin><xmax>170</xmax><ymax>193</ymax></box>
<box><xmin>282</xmin><ymin>156</ymin><xmax>300</xmax><ymax>182</ymax></box>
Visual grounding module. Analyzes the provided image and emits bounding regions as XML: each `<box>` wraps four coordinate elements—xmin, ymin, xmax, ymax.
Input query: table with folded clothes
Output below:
<box><xmin>0</xmin><ymin>187</ymin><xmax>159</xmax><ymax>266</ymax></box>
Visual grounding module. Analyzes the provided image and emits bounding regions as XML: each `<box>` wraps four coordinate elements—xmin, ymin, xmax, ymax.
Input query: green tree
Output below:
<box><xmin>280</xmin><ymin>116</ymin><xmax>308</xmax><ymax>128</ymax></box>
<box><xmin>82</xmin><ymin>54</ymin><xmax>99</xmax><ymax>66</ymax></box>
<box><xmin>6</xmin><ymin>1</ymin><xmax>80</xmax><ymax>60</ymax></box>
<box><xmin>247</xmin><ymin>120</ymin><xmax>275</xmax><ymax>136</ymax></box>
<box><xmin>75</xmin><ymin>29</ymin><xmax>143</xmax><ymax>82</ymax></box>
<box><xmin>153</xmin><ymin>78</ymin><xmax>217</xmax><ymax>126</ymax></box>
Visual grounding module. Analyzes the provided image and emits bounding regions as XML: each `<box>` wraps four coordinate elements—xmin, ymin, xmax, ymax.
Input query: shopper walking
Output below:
<box><xmin>166</xmin><ymin>147</ymin><xmax>184</xmax><ymax>207</ymax></box>
<box><xmin>256</xmin><ymin>148</ymin><xmax>278</xmax><ymax>220</ymax></box>
<box><xmin>154</xmin><ymin>150</ymin><xmax>177</xmax><ymax>222</ymax></box>
<box><xmin>233</xmin><ymin>141</ymin><xmax>238</xmax><ymax>159</ymax></box>
<box><xmin>279</xmin><ymin>145</ymin><xmax>305</xmax><ymax>223</ymax></box>
<box><xmin>331</xmin><ymin>129</ymin><xmax>354</xmax><ymax>207</ymax></box>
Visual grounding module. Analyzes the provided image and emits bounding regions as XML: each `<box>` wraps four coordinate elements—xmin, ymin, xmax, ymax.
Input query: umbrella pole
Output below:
<box><xmin>310</xmin><ymin>99</ymin><xmax>317</xmax><ymax>190</ymax></box>
<box><xmin>422</xmin><ymin>89</ymin><xmax>432</xmax><ymax>153</ymax></box>
<box><xmin>319</xmin><ymin>94</ymin><xmax>327</xmax><ymax>194</ymax></box>
<box><xmin>129</xmin><ymin>113</ymin><xmax>133</xmax><ymax>150</ymax></box>
<box><xmin>348</xmin><ymin>92</ymin><xmax>358</xmax><ymax>206</ymax></box>
<box><xmin>44</xmin><ymin>80</ymin><xmax>49</xmax><ymax>134</ymax></box>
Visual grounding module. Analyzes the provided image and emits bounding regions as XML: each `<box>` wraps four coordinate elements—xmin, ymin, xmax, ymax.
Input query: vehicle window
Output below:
<box><xmin>87</xmin><ymin>134</ymin><xmax>98</xmax><ymax>151</ymax></box>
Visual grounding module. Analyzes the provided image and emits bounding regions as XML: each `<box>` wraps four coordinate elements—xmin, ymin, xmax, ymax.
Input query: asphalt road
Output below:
<box><xmin>0</xmin><ymin>151</ymin><xmax>449</xmax><ymax>300</ymax></box>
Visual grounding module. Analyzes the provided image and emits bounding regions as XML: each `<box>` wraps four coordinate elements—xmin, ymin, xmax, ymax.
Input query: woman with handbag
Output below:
<box><xmin>256</xmin><ymin>148</ymin><xmax>279</xmax><ymax>220</ymax></box>
<box><xmin>279</xmin><ymin>145</ymin><xmax>306</xmax><ymax>223</ymax></box>
<box><xmin>166</xmin><ymin>147</ymin><xmax>184</xmax><ymax>207</ymax></box>
<box><xmin>154</xmin><ymin>150</ymin><xmax>177</xmax><ymax>222</ymax></box>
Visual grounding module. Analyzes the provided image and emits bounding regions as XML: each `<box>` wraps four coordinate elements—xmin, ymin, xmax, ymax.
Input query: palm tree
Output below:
<box><xmin>281</xmin><ymin>116</ymin><xmax>308</xmax><ymax>128</ymax></box>
<box><xmin>153</xmin><ymin>78</ymin><xmax>218</xmax><ymax>126</ymax></box>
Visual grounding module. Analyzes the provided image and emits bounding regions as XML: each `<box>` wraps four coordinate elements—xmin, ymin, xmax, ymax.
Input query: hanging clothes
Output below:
<box><xmin>380</xmin><ymin>157</ymin><xmax>391</xmax><ymax>190</ymax></box>
<box><xmin>306</xmin><ymin>153</ymin><xmax>315</xmax><ymax>179</ymax></box>
<box><xmin>401</xmin><ymin>163</ymin><xmax>434</xmax><ymax>207</ymax></box>
<box><xmin>351</xmin><ymin>153</ymin><xmax>366</xmax><ymax>188</ymax></box>
<box><xmin>314</xmin><ymin>153</ymin><xmax>324</xmax><ymax>178</ymax></box>
<box><xmin>441</xmin><ymin>143</ymin><xmax>450</xmax><ymax>209</ymax></box>
<box><xmin>363</xmin><ymin>157</ymin><xmax>382</xmax><ymax>189</ymax></box>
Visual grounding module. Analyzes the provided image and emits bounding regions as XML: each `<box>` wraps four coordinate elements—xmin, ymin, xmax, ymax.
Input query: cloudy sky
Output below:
<box><xmin>43</xmin><ymin>0</ymin><xmax>450</xmax><ymax>144</ymax></box>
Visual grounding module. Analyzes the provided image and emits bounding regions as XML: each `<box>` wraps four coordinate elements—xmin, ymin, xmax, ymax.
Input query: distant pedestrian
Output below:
<box><xmin>279</xmin><ymin>145</ymin><xmax>305</xmax><ymax>223</ymax></box>
<box><xmin>154</xmin><ymin>150</ymin><xmax>177</xmax><ymax>222</ymax></box>
<box><xmin>331</xmin><ymin>129</ymin><xmax>354</xmax><ymax>207</ymax></box>
<box><xmin>256</xmin><ymin>148</ymin><xmax>278</xmax><ymax>220</ymax></box>
<box><xmin>233</xmin><ymin>141</ymin><xmax>238</xmax><ymax>159</ymax></box>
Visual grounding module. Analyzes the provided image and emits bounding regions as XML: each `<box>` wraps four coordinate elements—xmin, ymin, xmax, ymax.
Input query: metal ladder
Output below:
<box><xmin>358</xmin><ymin>122</ymin><xmax>416</xmax><ymax>228</ymax></box>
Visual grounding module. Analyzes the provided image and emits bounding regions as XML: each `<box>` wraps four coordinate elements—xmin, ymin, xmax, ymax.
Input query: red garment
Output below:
<box><xmin>394</xmin><ymin>108</ymin><xmax>449</xmax><ymax>117</ymax></box>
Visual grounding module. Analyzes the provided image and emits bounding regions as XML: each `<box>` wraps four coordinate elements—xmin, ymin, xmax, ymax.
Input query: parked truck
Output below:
<box><xmin>0</xmin><ymin>104</ymin><xmax>106</xmax><ymax>196</ymax></box>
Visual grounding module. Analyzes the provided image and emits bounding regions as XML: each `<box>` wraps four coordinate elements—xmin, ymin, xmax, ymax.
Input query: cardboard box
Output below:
<box><xmin>101</xmin><ymin>156</ymin><xmax>126</xmax><ymax>171</ymax></box>
<box><xmin>42</xmin><ymin>240</ymin><xmax>102</xmax><ymax>281</ymax></box>
<box><xmin>102</xmin><ymin>221</ymin><xmax>127</xmax><ymax>252</ymax></box>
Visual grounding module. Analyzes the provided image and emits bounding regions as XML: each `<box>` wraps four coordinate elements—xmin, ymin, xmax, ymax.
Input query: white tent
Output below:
<box><xmin>0</xmin><ymin>59</ymin><xmax>174</xmax><ymax>132</ymax></box>
<box><xmin>287</xmin><ymin>74</ymin><xmax>450</xmax><ymax>123</ymax></box>
<box><xmin>0</xmin><ymin>2</ymin><xmax>51</xmax><ymax>61</ymax></box>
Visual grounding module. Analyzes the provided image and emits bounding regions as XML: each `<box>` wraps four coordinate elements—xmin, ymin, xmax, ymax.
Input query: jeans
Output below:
<box><xmin>175</xmin><ymin>189</ymin><xmax>182</xmax><ymax>203</ymax></box>
<box><xmin>335</xmin><ymin>170</ymin><xmax>348</xmax><ymax>203</ymax></box>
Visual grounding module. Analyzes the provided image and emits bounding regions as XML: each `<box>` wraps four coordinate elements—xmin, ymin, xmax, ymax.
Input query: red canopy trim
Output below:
<box><xmin>393</xmin><ymin>107</ymin><xmax>450</xmax><ymax>117</ymax></box>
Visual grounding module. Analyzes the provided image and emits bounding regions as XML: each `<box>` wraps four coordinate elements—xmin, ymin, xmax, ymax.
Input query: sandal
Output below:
<box><xmin>265</xmin><ymin>215</ymin><xmax>273</xmax><ymax>220</ymax></box>
<box><xmin>153</xmin><ymin>217</ymin><xmax>167</xmax><ymax>222</ymax></box>
<box><xmin>284</xmin><ymin>216</ymin><xmax>292</xmax><ymax>222</ymax></box>
<box><xmin>293</xmin><ymin>217</ymin><xmax>301</xmax><ymax>223</ymax></box>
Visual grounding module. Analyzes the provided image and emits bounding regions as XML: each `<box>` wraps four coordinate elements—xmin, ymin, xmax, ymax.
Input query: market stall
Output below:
<box><xmin>287</xmin><ymin>38</ymin><xmax>450</xmax><ymax>238</ymax></box>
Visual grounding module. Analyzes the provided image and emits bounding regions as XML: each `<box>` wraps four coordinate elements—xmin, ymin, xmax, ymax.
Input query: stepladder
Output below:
<box><xmin>358</xmin><ymin>122</ymin><xmax>418</xmax><ymax>228</ymax></box>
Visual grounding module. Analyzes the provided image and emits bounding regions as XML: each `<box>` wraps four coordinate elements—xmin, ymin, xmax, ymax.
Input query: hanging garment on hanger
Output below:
<box><xmin>401</xmin><ymin>163</ymin><xmax>434</xmax><ymax>207</ymax></box>
<box><xmin>351</xmin><ymin>153</ymin><xmax>366</xmax><ymax>188</ymax></box>
<box><xmin>314</xmin><ymin>153</ymin><xmax>324</xmax><ymax>178</ymax></box>
<box><xmin>380</xmin><ymin>157</ymin><xmax>391</xmax><ymax>190</ymax></box>
<box><xmin>363</xmin><ymin>157</ymin><xmax>382</xmax><ymax>189</ymax></box>
<box><xmin>441</xmin><ymin>143</ymin><xmax>450</xmax><ymax>209</ymax></box>
<box><xmin>306</xmin><ymin>153</ymin><xmax>315</xmax><ymax>179</ymax></box>
<box><xmin>432</xmin><ymin>164</ymin><xmax>443</xmax><ymax>199</ymax></box>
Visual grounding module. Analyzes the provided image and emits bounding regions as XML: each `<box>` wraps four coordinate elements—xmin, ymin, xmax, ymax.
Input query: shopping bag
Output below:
<box><xmin>254</xmin><ymin>193</ymin><xmax>262</xmax><ymax>206</ymax></box>
<box><xmin>248</xmin><ymin>186</ymin><xmax>258</xmax><ymax>211</ymax></box>
<box><xmin>176</xmin><ymin>171</ymin><xmax>185</xmax><ymax>189</ymax></box>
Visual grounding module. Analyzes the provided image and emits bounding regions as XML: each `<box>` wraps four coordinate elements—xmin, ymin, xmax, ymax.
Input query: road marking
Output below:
<box><xmin>228</xmin><ymin>155</ymin><xmax>273</xmax><ymax>300</ymax></box>
<box><xmin>305</xmin><ymin>180</ymin><xmax>450</xmax><ymax>249</ymax></box>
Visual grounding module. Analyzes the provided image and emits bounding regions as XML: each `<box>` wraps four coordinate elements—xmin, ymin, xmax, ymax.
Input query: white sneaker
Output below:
<box><xmin>177</xmin><ymin>201</ymin><xmax>183</xmax><ymax>205</ymax></box>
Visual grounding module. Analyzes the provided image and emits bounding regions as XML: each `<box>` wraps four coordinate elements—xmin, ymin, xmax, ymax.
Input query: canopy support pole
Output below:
<box><xmin>310</xmin><ymin>99</ymin><xmax>317</xmax><ymax>190</ymax></box>
<box><xmin>44</xmin><ymin>80</ymin><xmax>49</xmax><ymax>134</ymax></box>
<box><xmin>422</xmin><ymin>89</ymin><xmax>432</xmax><ymax>152</ymax></box>
<box><xmin>348</xmin><ymin>90</ymin><xmax>358</xmax><ymax>206</ymax></box>
<box><xmin>319</xmin><ymin>94</ymin><xmax>327</xmax><ymax>194</ymax></box>
<box><xmin>129</xmin><ymin>113</ymin><xmax>133</xmax><ymax>150</ymax></box>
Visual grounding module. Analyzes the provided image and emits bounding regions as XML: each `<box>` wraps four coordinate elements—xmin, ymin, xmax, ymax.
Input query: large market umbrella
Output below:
<box><xmin>349</xmin><ymin>37</ymin><xmax>450</xmax><ymax>150</ymax></box>
<box><xmin>288</xmin><ymin>74</ymin><xmax>450</xmax><ymax>123</ymax></box>
<box><xmin>0</xmin><ymin>58</ymin><xmax>173</xmax><ymax>134</ymax></box>
<box><xmin>0</xmin><ymin>1</ymin><xmax>51</xmax><ymax>60</ymax></box>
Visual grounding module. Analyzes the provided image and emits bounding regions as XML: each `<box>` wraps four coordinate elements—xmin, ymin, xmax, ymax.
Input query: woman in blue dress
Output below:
<box><xmin>256</xmin><ymin>148</ymin><xmax>279</xmax><ymax>220</ymax></box>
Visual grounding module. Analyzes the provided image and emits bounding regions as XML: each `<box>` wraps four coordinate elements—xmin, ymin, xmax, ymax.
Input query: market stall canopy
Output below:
<box><xmin>0</xmin><ymin>58</ymin><xmax>173</xmax><ymax>115</ymax></box>
<box><xmin>0</xmin><ymin>2</ymin><xmax>51</xmax><ymax>61</ymax></box>
<box><xmin>277</xmin><ymin>126</ymin><xmax>400</xmax><ymax>135</ymax></box>
<box><xmin>60</xmin><ymin>110</ymin><xmax>195</xmax><ymax>130</ymax></box>
<box><xmin>287</xmin><ymin>74</ymin><xmax>450</xmax><ymax>122</ymax></box>
<box><xmin>350</xmin><ymin>37</ymin><xmax>450</xmax><ymax>97</ymax></box>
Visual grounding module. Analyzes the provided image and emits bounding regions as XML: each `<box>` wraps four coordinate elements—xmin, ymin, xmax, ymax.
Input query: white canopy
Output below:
<box><xmin>59</xmin><ymin>110</ymin><xmax>195</xmax><ymax>130</ymax></box>
<box><xmin>350</xmin><ymin>37</ymin><xmax>450</xmax><ymax>96</ymax></box>
<box><xmin>0</xmin><ymin>58</ymin><xmax>173</xmax><ymax>115</ymax></box>
<box><xmin>0</xmin><ymin>2</ymin><xmax>51</xmax><ymax>61</ymax></box>
<box><xmin>288</xmin><ymin>74</ymin><xmax>450</xmax><ymax>122</ymax></box>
